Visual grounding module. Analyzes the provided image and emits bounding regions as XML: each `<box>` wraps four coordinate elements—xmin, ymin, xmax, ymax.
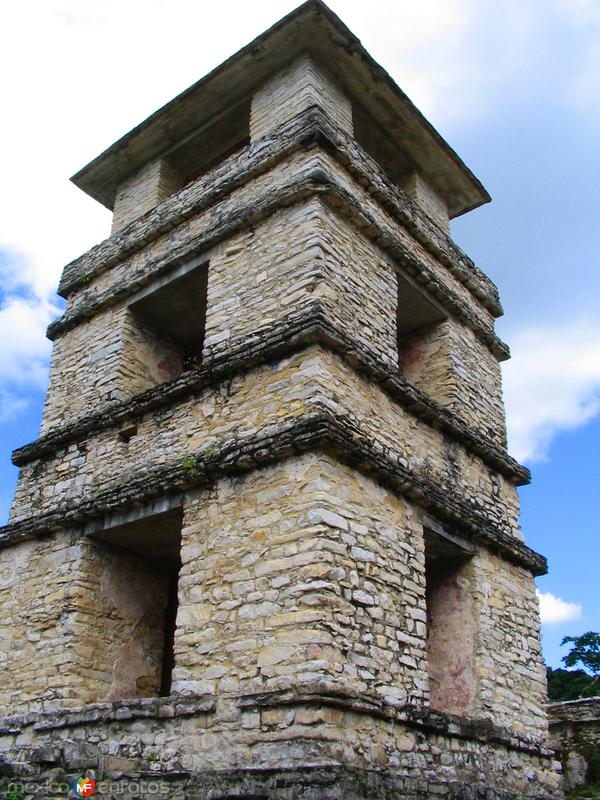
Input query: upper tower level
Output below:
<box><xmin>71</xmin><ymin>0</ymin><xmax>490</xmax><ymax>237</ymax></box>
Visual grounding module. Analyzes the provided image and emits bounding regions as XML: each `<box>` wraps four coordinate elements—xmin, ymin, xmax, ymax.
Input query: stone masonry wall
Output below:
<box><xmin>0</xmin><ymin>47</ymin><xmax>558</xmax><ymax>798</ymax></box>
<box><xmin>41</xmin><ymin>139</ymin><xmax>504</xmax><ymax>440</ymax></box>
<box><xmin>174</xmin><ymin>453</ymin><xmax>427</xmax><ymax>707</ymax></box>
<box><xmin>401</xmin><ymin>170</ymin><xmax>450</xmax><ymax>233</ymax></box>
<box><xmin>472</xmin><ymin>547</ymin><xmax>548</xmax><ymax>735</ymax></box>
<box><xmin>549</xmin><ymin>698</ymin><xmax>600</xmax><ymax>790</ymax></box>
<box><xmin>250</xmin><ymin>55</ymin><xmax>353</xmax><ymax>141</ymax></box>
<box><xmin>401</xmin><ymin>319</ymin><xmax>507</xmax><ymax>446</ymax></box>
<box><xmin>111</xmin><ymin>158</ymin><xmax>182</xmax><ymax>233</ymax></box>
<box><xmin>2</xmin><ymin>449</ymin><xmax>545</xmax><ymax>738</ymax></box>
<box><xmin>40</xmin><ymin>199</ymin><xmax>505</xmax><ymax>462</ymax></box>
<box><xmin>0</xmin><ymin>696</ymin><xmax>561</xmax><ymax>798</ymax></box>
<box><xmin>9</xmin><ymin>347</ymin><xmax>521</xmax><ymax>542</ymax></box>
<box><xmin>0</xmin><ymin>532</ymin><xmax>169</xmax><ymax>713</ymax></box>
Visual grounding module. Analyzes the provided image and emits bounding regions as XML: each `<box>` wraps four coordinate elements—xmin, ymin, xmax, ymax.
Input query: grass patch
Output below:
<box><xmin>566</xmin><ymin>780</ymin><xmax>600</xmax><ymax>798</ymax></box>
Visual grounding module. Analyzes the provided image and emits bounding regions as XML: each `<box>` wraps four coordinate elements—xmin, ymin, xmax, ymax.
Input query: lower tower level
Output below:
<box><xmin>0</xmin><ymin>3</ymin><xmax>561</xmax><ymax>797</ymax></box>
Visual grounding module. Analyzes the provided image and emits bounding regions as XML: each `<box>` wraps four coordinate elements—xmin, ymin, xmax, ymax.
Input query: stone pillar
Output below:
<box><xmin>111</xmin><ymin>158</ymin><xmax>182</xmax><ymax>233</ymax></box>
<box><xmin>401</xmin><ymin>170</ymin><xmax>450</xmax><ymax>233</ymax></box>
<box><xmin>250</xmin><ymin>55</ymin><xmax>353</xmax><ymax>141</ymax></box>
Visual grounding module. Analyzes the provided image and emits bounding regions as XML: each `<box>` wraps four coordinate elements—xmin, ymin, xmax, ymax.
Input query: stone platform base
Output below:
<box><xmin>0</xmin><ymin>691</ymin><xmax>562</xmax><ymax>799</ymax></box>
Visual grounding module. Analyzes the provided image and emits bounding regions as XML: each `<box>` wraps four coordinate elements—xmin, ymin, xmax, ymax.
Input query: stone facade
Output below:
<box><xmin>0</xmin><ymin>2</ymin><xmax>561</xmax><ymax>798</ymax></box>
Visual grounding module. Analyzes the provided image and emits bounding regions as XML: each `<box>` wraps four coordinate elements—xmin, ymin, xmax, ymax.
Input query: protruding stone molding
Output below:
<box><xmin>16</xmin><ymin>307</ymin><xmax>529</xmax><ymax>485</ymax></box>
<box><xmin>50</xmin><ymin>182</ymin><xmax>507</xmax><ymax>367</ymax></box>
<box><xmin>55</xmin><ymin>106</ymin><xmax>500</xmax><ymax>322</ymax></box>
<box><xmin>0</xmin><ymin>684</ymin><xmax>553</xmax><ymax>758</ymax></box>
<box><xmin>2</xmin><ymin>411</ymin><xmax>546</xmax><ymax>575</ymax></box>
<box><xmin>313</xmin><ymin>108</ymin><xmax>502</xmax><ymax>316</ymax></box>
<box><xmin>48</xmin><ymin>171</ymin><xmax>507</xmax><ymax>363</ymax></box>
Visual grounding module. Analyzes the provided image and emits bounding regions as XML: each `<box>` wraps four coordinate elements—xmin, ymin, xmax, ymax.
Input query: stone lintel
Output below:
<box><xmin>2</xmin><ymin>411</ymin><xmax>546</xmax><ymax>575</ymax></box>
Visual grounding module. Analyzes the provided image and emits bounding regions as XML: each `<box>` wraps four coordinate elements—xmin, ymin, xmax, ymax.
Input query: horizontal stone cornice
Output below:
<box><xmin>16</xmin><ymin>307</ymin><xmax>529</xmax><ymax>486</ymax></box>
<box><xmin>313</xmin><ymin>109</ymin><xmax>502</xmax><ymax>317</ymax></box>
<box><xmin>49</xmin><ymin>166</ymin><xmax>508</xmax><ymax>365</ymax></box>
<box><xmin>3</xmin><ymin>409</ymin><xmax>545</xmax><ymax>575</ymax></box>
<box><xmin>0</xmin><ymin>684</ymin><xmax>552</xmax><ymax>758</ymax></box>
<box><xmin>54</xmin><ymin>106</ymin><xmax>502</xmax><ymax>335</ymax></box>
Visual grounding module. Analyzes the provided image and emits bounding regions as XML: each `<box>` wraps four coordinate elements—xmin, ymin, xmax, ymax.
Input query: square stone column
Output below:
<box><xmin>250</xmin><ymin>55</ymin><xmax>353</xmax><ymax>141</ymax></box>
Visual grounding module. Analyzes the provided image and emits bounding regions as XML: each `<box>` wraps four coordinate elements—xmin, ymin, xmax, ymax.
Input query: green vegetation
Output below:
<box><xmin>547</xmin><ymin>667</ymin><xmax>600</xmax><ymax>702</ymax></box>
<box><xmin>181</xmin><ymin>455</ymin><xmax>196</xmax><ymax>472</ymax></box>
<box><xmin>548</xmin><ymin>631</ymin><xmax>600</xmax><ymax>701</ymax></box>
<box><xmin>566</xmin><ymin>781</ymin><xmax>600</xmax><ymax>799</ymax></box>
<box><xmin>562</xmin><ymin>632</ymin><xmax>600</xmax><ymax>689</ymax></box>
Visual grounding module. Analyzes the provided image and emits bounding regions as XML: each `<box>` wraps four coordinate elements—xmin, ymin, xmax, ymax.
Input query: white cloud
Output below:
<box><xmin>537</xmin><ymin>590</ymin><xmax>583</xmax><ymax>625</ymax></box>
<box><xmin>502</xmin><ymin>320</ymin><xmax>600</xmax><ymax>462</ymax></box>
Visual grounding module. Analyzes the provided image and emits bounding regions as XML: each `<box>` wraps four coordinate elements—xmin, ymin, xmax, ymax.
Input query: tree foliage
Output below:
<box><xmin>547</xmin><ymin>631</ymin><xmax>600</xmax><ymax>701</ymax></box>
<box><xmin>562</xmin><ymin>632</ymin><xmax>600</xmax><ymax>678</ymax></box>
<box><xmin>547</xmin><ymin>667</ymin><xmax>600</xmax><ymax>701</ymax></box>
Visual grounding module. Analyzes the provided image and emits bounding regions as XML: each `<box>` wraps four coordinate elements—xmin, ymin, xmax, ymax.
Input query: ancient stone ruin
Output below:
<box><xmin>0</xmin><ymin>2</ymin><xmax>563</xmax><ymax>797</ymax></box>
<box><xmin>550</xmin><ymin>698</ymin><xmax>600</xmax><ymax>793</ymax></box>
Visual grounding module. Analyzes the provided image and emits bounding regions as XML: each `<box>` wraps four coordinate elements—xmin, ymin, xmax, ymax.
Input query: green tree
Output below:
<box><xmin>561</xmin><ymin>631</ymin><xmax>600</xmax><ymax>697</ymax></box>
<box><xmin>547</xmin><ymin>667</ymin><xmax>600</xmax><ymax>701</ymax></box>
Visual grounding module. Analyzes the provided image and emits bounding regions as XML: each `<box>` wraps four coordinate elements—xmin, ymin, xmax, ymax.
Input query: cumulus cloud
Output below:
<box><xmin>537</xmin><ymin>590</ymin><xmax>583</xmax><ymax>625</ymax></box>
<box><xmin>502</xmin><ymin>320</ymin><xmax>600</xmax><ymax>463</ymax></box>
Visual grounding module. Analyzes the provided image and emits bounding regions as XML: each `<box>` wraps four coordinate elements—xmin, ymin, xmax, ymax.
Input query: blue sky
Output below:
<box><xmin>1</xmin><ymin>0</ymin><xmax>599</xmax><ymax>669</ymax></box>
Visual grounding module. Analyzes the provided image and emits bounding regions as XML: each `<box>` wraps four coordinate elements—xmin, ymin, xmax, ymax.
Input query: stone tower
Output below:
<box><xmin>0</xmin><ymin>3</ymin><xmax>561</xmax><ymax>798</ymax></box>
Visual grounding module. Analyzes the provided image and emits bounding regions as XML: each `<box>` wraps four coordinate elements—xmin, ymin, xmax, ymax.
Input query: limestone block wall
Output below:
<box><xmin>41</xmin><ymin>139</ymin><xmax>506</xmax><ymax>444</ymax></box>
<box><xmin>401</xmin><ymin>319</ymin><xmax>507</xmax><ymax>446</ymax></box>
<box><xmin>0</xmin><ymin>696</ymin><xmax>561</xmax><ymax>798</ymax></box>
<box><xmin>0</xmin><ymin>532</ymin><xmax>170</xmax><ymax>713</ymax></box>
<box><xmin>111</xmin><ymin>158</ymin><xmax>182</xmax><ymax>233</ymax></box>
<box><xmin>426</xmin><ymin>556</ymin><xmax>478</xmax><ymax>715</ymax></box>
<box><xmin>312</xmin><ymin>147</ymin><xmax>498</xmax><ymax>332</ymax></box>
<box><xmin>41</xmin><ymin>307</ymin><xmax>125</xmax><ymax>433</ymax></box>
<box><xmin>0</xmin><ymin>533</ymin><xmax>84</xmax><ymax>712</ymax></box>
<box><xmin>550</xmin><ymin>698</ymin><xmax>600</xmax><ymax>789</ymax></box>
<box><xmin>2</xmin><ymin>445</ymin><xmax>544</xmax><ymax>736</ymax></box>
<box><xmin>472</xmin><ymin>548</ymin><xmax>548</xmax><ymax>735</ymax></box>
<box><xmin>401</xmin><ymin>171</ymin><xmax>450</xmax><ymax>233</ymax></box>
<box><xmin>70</xmin><ymin>540</ymin><xmax>171</xmax><ymax>704</ymax></box>
<box><xmin>174</xmin><ymin>453</ymin><xmax>427</xmax><ymax>706</ymax></box>
<box><xmin>10</xmin><ymin>347</ymin><xmax>522</xmax><ymax>541</ymax></box>
<box><xmin>250</xmin><ymin>55</ymin><xmax>353</xmax><ymax>141</ymax></box>
<box><xmin>118</xmin><ymin>309</ymin><xmax>184</xmax><ymax>397</ymax></box>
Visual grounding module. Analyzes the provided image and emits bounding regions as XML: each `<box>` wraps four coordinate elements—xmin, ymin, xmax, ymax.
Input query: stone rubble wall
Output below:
<box><xmin>549</xmin><ymin>698</ymin><xmax>600</xmax><ymax>790</ymax></box>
